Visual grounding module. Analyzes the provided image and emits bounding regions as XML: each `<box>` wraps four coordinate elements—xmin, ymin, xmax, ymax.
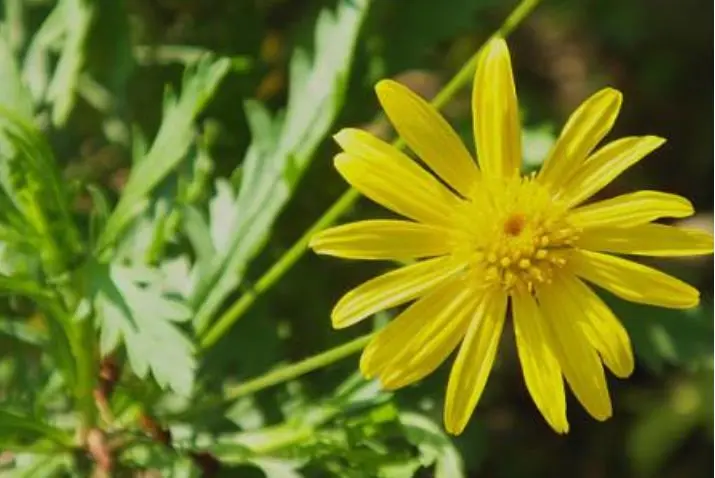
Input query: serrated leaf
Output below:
<box><xmin>97</xmin><ymin>56</ymin><xmax>231</xmax><ymax>254</ymax></box>
<box><xmin>89</xmin><ymin>260</ymin><xmax>196</xmax><ymax>395</ymax></box>
<box><xmin>191</xmin><ymin>0</ymin><xmax>371</xmax><ymax>335</ymax></box>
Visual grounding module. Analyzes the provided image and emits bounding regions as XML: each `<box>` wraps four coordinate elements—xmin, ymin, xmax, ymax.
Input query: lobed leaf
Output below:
<box><xmin>96</xmin><ymin>56</ymin><xmax>231</xmax><ymax>254</ymax></box>
<box><xmin>191</xmin><ymin>0</ymin><xmax>371</xmax><ymax>335</ymax></box>
<box><xmin>89</xmin><ymin>260</ymin><xmax>196</xmax><ymax>395</ymax></box>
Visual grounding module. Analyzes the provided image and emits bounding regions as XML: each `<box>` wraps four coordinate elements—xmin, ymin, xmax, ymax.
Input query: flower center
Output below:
<box><xmin>503</xmin><ymin>213</ymin><xmax>527</xmax><ymax>236</ymax></box>
<box><xmin>458</xmin><ymin>175</ymin><xmax>580</xmax><ymax>293</ymax></box>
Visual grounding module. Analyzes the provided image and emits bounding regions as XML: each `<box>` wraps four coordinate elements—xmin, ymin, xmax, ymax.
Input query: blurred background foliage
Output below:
<box><xmin>0</xmin><ymin>0</ymin><xmax>712</xmax><ymax>476</ymax></box>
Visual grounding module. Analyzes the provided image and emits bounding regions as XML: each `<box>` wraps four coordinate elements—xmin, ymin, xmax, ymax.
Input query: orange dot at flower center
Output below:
<box><xmin>504</xmin><ymin>213</ymin><xmax>527</xmax><ymax>236</ymax></box>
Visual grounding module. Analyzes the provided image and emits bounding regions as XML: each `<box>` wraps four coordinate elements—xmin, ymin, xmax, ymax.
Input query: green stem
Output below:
<box><xmin>168</xmin><ymin>334</ymin><xmax>372</xmax><ymax>422</ymax></box>
<box><xmin>199</xmin><ymin>0</ymin><xmax>542</xmax><ymax>350</ymax></box>
<box><xmin>75</xmin><ymin>317</ymin><xmax>98</xmax><ymax>431</ymax></box>
<box><xmin>223</xmin><ymin>334</ymin><xmax>372</xmax><ymax>400</ymax></box>
<box><xmin>199</xmin><ymin>189</ymin><xmax>360</xmax><ymax>349</ymax></box>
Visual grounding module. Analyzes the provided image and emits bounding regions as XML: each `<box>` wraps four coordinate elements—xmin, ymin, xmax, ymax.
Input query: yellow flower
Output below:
<box><xmin>309</xmin><ymin>38</ymin><xmax>714</xmax><ymax>435</ymax></box>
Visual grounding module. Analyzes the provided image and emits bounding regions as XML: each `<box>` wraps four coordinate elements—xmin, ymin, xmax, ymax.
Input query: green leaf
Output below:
<box><xmin>191</xmin><ymin>0</ymin><xmax>371</xmax><ymax>334</ymax></box>
<box><xmin>97</xmin><ymin>56</ymin><xmax>231</xmax><ymax>254</ymax></box>
<box><xmin>400</xmin><ymin>413</ymin><xmax>465</xmax><ymax>478</ymax></box>
<box><xmin>169</xmin><ymin>457</ymin><xmax>202</xmax><ymax>478</ymax></box>
<box><xmin>119</xmin><ymin>440</ymin><xmax>193</xmax><ymax>474</ymax></box>
<box><xmin>0</xmin><ymin>317</ymin><xmax>46</xmax><ymax>346</ymax></box>
<box><xmin>0</xmin><ymin>106</ymin><xmax>82</xmax><ymax>273</ymax></box>
<box><xmin>0</xmin><ymin>26</ymin><xmax>33</xmax><ymax>119</ymax></box>
<box><xmin>246</xmin><ymin>458</ymin><xmax>305</xmax><ymax>478</ymax></box>
<box><xmin>88</xmin><ymin>260</ymin><xmax>196</xmax><ymax>395</ymax></box>
<box><xmin>86</xmin><ymin>183</ymin><xmax>111</xmax><ymax>251</ymax></box>
<box><xmin>0</xmin><ymin>409</ymin><xmax>73</xmax><ymax>449</ymax></box>
<box><xmin>22</xmin><ymin>0</ymin><xmax>66</xmax><ymax>104</ymax></box>
<box><xmin>45</xmin><ymin>0</ymin><xmax>95</xmax><ymax>126</ymax></box>
<box><xmin>8</xmin><ymin>453</ymin><xmax>74</xmax><ymax>477</ymax></box>
<box><xmin>0</xmin><ymin>275</ymin><xmax>76</xmax><ymax>390</ymax></box>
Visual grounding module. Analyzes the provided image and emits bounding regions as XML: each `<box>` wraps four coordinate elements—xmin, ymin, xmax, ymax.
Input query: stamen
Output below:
<box><xmin>465</xmin><ymin>176</ymin><xmax>576</xmax><ymax>292</ymax></box>
<box><xmin>529</xmin><ymin>267</ymin><xmax>544</xmax><ymax>282</ymax></box>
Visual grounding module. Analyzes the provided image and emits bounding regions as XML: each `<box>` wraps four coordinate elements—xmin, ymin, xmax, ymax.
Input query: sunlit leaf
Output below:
<box><xmin>89</xmin><ymin>260</ymin><xmax>196</xmax><ymax>395</ymax></box>
<box><xmin>0</xmin><ymin>27</ymin><xmax>33</xmax><ymax>119</ymax></box>
<box><xmin>400</xmin><ymin>412</ymin><xmax>465</xmax><ymax>478</ymax></box>
<box><xmin>191</xmin><ymin>0</ymin><xmax>371</xmax><ymax>335</ymax></box>
<box><xmin>97</xmin><ymin>56</ymin><xmax>230</xmax><ymax>254</ymax></box>
<box><xmin>45</xmin><ymin>0</ymin><xmax>95</xmax><ymax>126</ymax></box>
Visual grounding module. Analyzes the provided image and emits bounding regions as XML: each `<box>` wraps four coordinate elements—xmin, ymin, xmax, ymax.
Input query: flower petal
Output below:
<box><xmin>512</xmin><ymin>290</ymin><xmax>569</xmax><ymax>434</ymax></box>
<box><xmin>332</xmin><ymin>257</ymin><xmax>465</xmax><ymax>329</ymax></box>
<box><xmin>538</xmin><ymin>88</ymin><xmax>622</xmax><ymax>189</ymax></box>
<box><xmin>578</xmin><ymin>224</ymin><xmax>714</xmax><ymax>257</ymax></box>
<box><xmin>558</xmin><ymin>274</ymin><xmax>634</xmax><ymax>378</ymax></box>
<box><xmin>569</xmin><ymin>249</ymin><xmax>700</xmax><ymax>309</ymax></box>
<box><xmin>558</xmin><ymin>136</ymin><xmax>665</xmax><ymax>207</ymax></box>
<box><xmin>472</xmin><ymin>38</ymin><xmax>521</xmax><ymax>179</ymax></box>
<box><xmin>360</xmin><ymin>278</ymin><xmax>478</xmax><ymax>389</ymax></box>
<box><xmin>537</xmin><ymin>283</ymin><xmax>613</xmax><ymax>421</ymax></box>
<box><xmin>334</xmin><ymin>129</ymin><xmax>460</xmax><ymax>225</ymax></box>
<box><xmin>568</xmin><ymin>191</ymin><xmax>694</xmax><ymax>229</ymax></box>
<box><xmin>374</xmin><ymin>80</ymin><xmax>480</xmax><ymax>196</ymax></box>
<box><xmin>444</xmin><ymin>289</ymin><xmax>507</xmax><ymax>435</ymax></box>
<box><xmin>310</xmin><ymin>220</ymin><xmax>453</xmax><ymax>260</ymax></box>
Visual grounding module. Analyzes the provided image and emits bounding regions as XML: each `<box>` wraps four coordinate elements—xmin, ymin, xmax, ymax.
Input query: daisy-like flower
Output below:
<box><xmin>309</xmin><ymin>38</ymin><xmax>714</xmax><ymax>434</ymax></box>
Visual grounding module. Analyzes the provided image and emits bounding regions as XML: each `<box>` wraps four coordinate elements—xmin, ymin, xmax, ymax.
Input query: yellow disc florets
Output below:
<box><xmin>455</xmin><ymin>174</ymin><xmax>580</xmax><ymax>292</ymax></box>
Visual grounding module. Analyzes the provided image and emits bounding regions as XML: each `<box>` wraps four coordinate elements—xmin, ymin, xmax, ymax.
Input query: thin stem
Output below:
<box><xmin>223</xmin><ymin>333</ymin><xmax>372</xmax><ymax>400</ymax></box>
<box><xmin>199</xmin><ymin>0</ymin><xmax>543</xmax><ymax>350</ymax></box>
<box><xmin>168</xmin><ymin>333</ymin><xmax>372</xmax><ymax>422</ymax></box>
<box><xmin>199</xmin><ymin>189</ymin><xmax>359</xmax><ymax>349</ymax></box>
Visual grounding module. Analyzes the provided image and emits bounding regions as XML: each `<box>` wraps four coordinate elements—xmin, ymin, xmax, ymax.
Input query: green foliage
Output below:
<box><xmin>0</xmin><ymin>409</ymin><xmax>73</xmax><ymax>450</ymax></box>
<box><xmin>189</xmin><ymin>0</ymin><xmax>369</xmax><ymax>335</ymax></box>
<box><xmin>89</xmin><ymin>260</ymin><xmax>195</xmax><ymax>395</ymax></box>
<box><xmin>618</xmin><ymin>298</ymin><xmax>713</xmax><ymax>373</ymax></box>
<box><xmin>0</xmin><ymin>28</ymin><xmax>33</xmax><ymax>118</ymax></box>
<box><xmin>96</xmin><ymin>56</ymin><xmax>231</xmax><ymax>254</ymax></box>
